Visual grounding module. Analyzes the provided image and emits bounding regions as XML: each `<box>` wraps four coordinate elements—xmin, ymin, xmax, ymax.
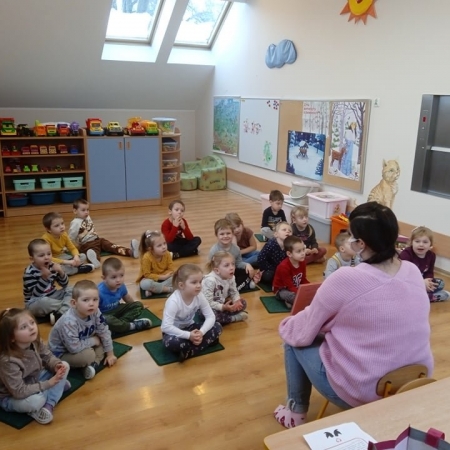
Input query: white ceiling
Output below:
<box><xmin>0</xmin><ymin>0</ymin><xmax>215</xmax><ymax>110</ymax></box>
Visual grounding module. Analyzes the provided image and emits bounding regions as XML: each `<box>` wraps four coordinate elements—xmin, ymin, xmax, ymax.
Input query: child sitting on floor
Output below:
<box><xmin>225</xmin><ymin>212</ymin><xmax>260</xmax><ymax>265</ymax></box>
<box><xmin>98</xmin><ymin>257</ymin><xmax>152</xmax><ymax>334</ymax></box>
<box><xmin>161</xmin><ymin>264</ymin><xmax>223</xmax><ymax>362</ymax></box>
<box><xmin>161</xmin><ymin>199</ymin><xmax>201</xmax><ymax>260</ymax></box>
<box><xmin>399</xmin><ymin>226</ymin><xmax>449</xmax><ymax>302</ymax></box>
<box><xmin>69</xmin><ymin>198</ymin><xmax>140</xmax><ymax>268</ymax></box>
<box><xmin>49</xmin><ymin>280</ymin><xmax>117</xmax><ymax>380</ymax></box>
<box><xmin>42</xmin><ymin>212</ymin><xmax>94</xmax><ymax>276</ymax></box>
<box><xmin>0</xmin><ymin>308</ymin><xmax>70</xmax><ymax>425</ymax></box>
<box><xmin>261</xmin><ymin>190</ymin><xmax>287</xmax><ymax>240</ymax></box>
<box><xmin>273</xmin><ymin>236</ymin><xmax>309</xmax><ymax>309</ymax></box>
<box><xmin>290</xmin><ymin>206</ymin><xmax>327</xmax><ymax>264</ymax></box>
<box><xmin>323</xmin><ymin>231</ymin><xmax>360</xmax><ymax>279</ymax></box>
<box><xmin>257</xmin><ymin>221</ymin><xmax>292</xmax><ymax>286</ymax></box>
<box><xmin>202</xmin><ymin>251</ymin><xmax>248</xmax><ymax>324</ymax></box>
<box><xmin>208</xmin><ymin>219</ymin><xmax>257</xmax><ymax>292</ymax></box>
<box><xmin>136</xmin><ymin>230</ymin><xmax>174</xmax><ymax>298</ymax></box>
<box><xmin>23</xmin><ymin>238</ymin><xmax>73</xmax><ymax>324</ymax></box>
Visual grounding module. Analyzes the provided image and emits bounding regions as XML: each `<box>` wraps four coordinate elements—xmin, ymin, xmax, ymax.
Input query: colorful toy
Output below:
<box><xmin>23</xmin><ymin>165</ymin><xmax>31</xmax><ymax>172</ymax></box>
<box><xmin>2</xmin><ymin>146</ymin><xmax>10</xmax><ymax>156</ymax></box>
<box><xmin>46</xmin><ymin>124</ymin><xmax>57</xmax><ymax>136</ymax></box>
<box><xmin>125</xmin><ymin>121</ymin><xmax>145</xmax><ymax>136</ymax></box>
<box><xmin>86</xmin><ymin>118</ymin><xmax>104</xmax><ymax>136</ymax></box>
<box><xmin>105</xmin><ymin>121</ymin><xmax>124</xmax><ymax>136</ymax></box>
<box><xmin>49</xmin><ymin>145</ymin><xmax>57</xmax><ymax>154</ymax></box>
<box><xmin>30</xmin><ymin>145</ymin><xmax>39</xmax><ymax>155</ymax></box>
<box><xmin>39</xmin><ymin>145</ymin><xmax>48</xmax><ymax>155</ymax></box>
<box><xmin>34</xmin><ymin>121</ymin><xmax>47</xmax><ymax>137</ymax></box>
<box><xmin>13</xmin><ymin>164</ymin><xmax>21</xmax><ymax>173</ymax></box>
<box><xmin>31</xmin><ymin>164</ymin><xmax>39</xmax><ymax>172</ymax></box>
<box><xmin>57</xmin><ymin>123</ymin><xmax>70</xmax><ymax>136</ymax></box>
<box><xmin>54</xmin><ymin>165</ymin><xmax>62</xmax><ymax>172</ymax></box>
<box><xmin>0</xmin><ymin>118</ymin><xmax>17</xmax><ymax>136</ymax></box>
<box><xmin>70</xmin><ymin>121</ymin><xmax>80</xmax><ymax>136</ymax></box>
<box><xmin>58</xmin><ymin>144</ymin><xmax>68</xmax><ymax>154</ymax></box>
<box><xmin>69</xmin><ymin>144</ymin><xmax>79</xmax><ymax>154</ymax></box>
<box><xmin>141</xmin><ymin>120</ymin><xmax>159</xmax><ymax>136</ymax></box>
<box><xmin>4</xmin><ymin>165</ymin><xmax>12</xmax><ymax>173</ymax></box>
<box><xmin>21</xmin><ymin>146</ymin><xmax>30</xmax><ymax>155</ymax></box>
<box><xmin>69</xmin><ymin>163</ymin><xmax>76</xmax><ymax>170</ymax></box>
<box><xmin>11</xmin><ymin>145</ymin><xmax>20</xmax><ymax>155</ymax></box>
<box><xmin>16</xmin><ymin>124</ymin><xmax>34</xmax><ymax>137</ymax></box>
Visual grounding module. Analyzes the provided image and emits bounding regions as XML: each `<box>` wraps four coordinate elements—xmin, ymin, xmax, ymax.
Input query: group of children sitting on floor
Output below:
<box><xmin>0</xmin><ymin>192</ymin><xmax>448</xmax><ymax>425</ymax></box>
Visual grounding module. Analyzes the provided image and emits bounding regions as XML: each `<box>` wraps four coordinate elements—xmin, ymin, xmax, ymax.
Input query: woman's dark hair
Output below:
<box><xmin>349</xmin><ymin>201</ymin><xmax>398</xmax><ymax>265</ymax></box>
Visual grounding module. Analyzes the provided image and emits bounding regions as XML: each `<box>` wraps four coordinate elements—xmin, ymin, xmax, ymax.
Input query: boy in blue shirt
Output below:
<box><xmin>98</xmin><ymin>257</ymin><xmax>151</xmax><ymax>334</ymax></box>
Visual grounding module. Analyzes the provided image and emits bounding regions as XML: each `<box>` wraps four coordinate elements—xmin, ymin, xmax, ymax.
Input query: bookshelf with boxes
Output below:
<box><xmin>161</xmin><ymin>127</ymin><xmax>181</xmax><ymax>202</ymax></box>
<box><xmin>0</xmin><ymin>136</ymin><xmax>88</xmax><ymax>217</ymax></box>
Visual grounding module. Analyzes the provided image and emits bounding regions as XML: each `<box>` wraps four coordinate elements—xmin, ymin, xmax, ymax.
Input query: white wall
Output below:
<box><xmin>196</xmin><ymin>0</ymin><xmax>450</xmax><ymax>271</ymax></box>
<box><xmin>0</xmin><ymin>108</ymin><xmax>196</xmax><ymax>163</ymax></box>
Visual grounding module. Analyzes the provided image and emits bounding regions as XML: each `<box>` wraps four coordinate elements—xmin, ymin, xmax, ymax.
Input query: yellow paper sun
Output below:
<box><xmin>341</xmin><ymin>0</ymin><xmax>377</xmax><ymax>24</ymax></box>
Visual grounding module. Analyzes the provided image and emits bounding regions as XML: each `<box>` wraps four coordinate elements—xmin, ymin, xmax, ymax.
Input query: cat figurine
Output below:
<box><xmin>367</xmin><ymin>159</ymin><xmax>400</xmax><ymax>209</ymax></box>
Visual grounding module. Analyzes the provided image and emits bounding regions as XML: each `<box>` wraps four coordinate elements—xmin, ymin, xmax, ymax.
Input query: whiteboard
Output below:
<box><xmin>238</xmin><ymin>98</ymin><xmax>280</xmax><ymax>171</ymax></box>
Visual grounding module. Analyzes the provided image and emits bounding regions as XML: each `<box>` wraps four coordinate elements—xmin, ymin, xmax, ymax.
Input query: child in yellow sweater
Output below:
<box><xmin>136</xmin><ymin>230</ymin><xmax>174</xmax><ymax>297</ymax></box>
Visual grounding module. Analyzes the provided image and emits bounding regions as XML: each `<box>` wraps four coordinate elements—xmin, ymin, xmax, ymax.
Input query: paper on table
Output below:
<box><xmin>303</xmin><ymin>422</ymin><xmax>376</xmax><ymax>450</ymax></box>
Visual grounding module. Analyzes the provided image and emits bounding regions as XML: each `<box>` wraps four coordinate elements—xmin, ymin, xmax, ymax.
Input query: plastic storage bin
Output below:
<box><xmin>7</xmin><ymin>193</ymin><xmax>28</xmax><ymax>207</ymax></box>
<box><xmin>162</xmin><ymin>139</ymin><xmax>177</xmax><ymax>152</ymax></box>
<box><xmin>163</xmin><ymin>172</ymin><xmax>178</xmax><ymax>183</ymax></box>
<box><xmin>40</xmin><ymin>177</ymin><xmax>62</xmax><ymax>190</ymax></box>
<box><xmin>59</xmin><ymin>190</ymin><xmax>84</xmax><ymax>203</ymax></box>
<box><xmin>162</xmin><ymin>159</ymin><xmax>178</xmax><ymax>168</ymax></box>
<box><xmin>13</xmin><ymin>179</ymin><xmax>36</xmax><ymax>191</ymax></box>
<box><xmin>62</xmin><ymin>176</ymin><xmax>83</xmax><ymax>188</ymax></box>
<box><xmin>152</xmin><ymin>117</ymin><xmax>176</xmax><ymax>134</ymax></box>
<box><xmin>307</xmin><ymin>192</ymin><xmax>349</xmax><ymax>219</ymax></box>
<box><xmin>30</xmin><ymin>192</ymin><xmax>56</xmax><ymax>205</ymax></box>
<box><xmin>330</xmin><ymin>215</ymin><xmax>350</xmax><ymax>246</ymax></box>
<box><xmin>309</xmin><ymin>213</ymin><xmax>331</xmax><ymax>244</ymax></box>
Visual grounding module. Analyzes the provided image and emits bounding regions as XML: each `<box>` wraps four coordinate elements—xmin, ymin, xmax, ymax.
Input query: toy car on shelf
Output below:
<box><xmin>0</xmin><ymin>118</ymin><xmax>17</xmax><ymax>136</ymax></box>
<box><xmin>58</xmin><ymin>144</ymin><xmax>68</xmax><ymax>154</ymax></box>
<box><xmin>105</xmin><ymin>121</ymin><xmax>124</xmax><ymax>136</ymax></box>
<box><xmin>49</xmin><ymin>145</ymin><xmax>57</xmax><ymax>154</ymax></box>
<box><xmin>34</xmin><ymin>121</ymin><xmax>47</xmax><ymax>137</ymax></box>
<box><xmin>39</xmin><ymin>145</ymin><xmax>48</xmax><ymax>155</ymax></box>
<box><xmin>30</xmin><ymin>145</ymin><xmax>39</xmax><ymax>155</ymax></box>
<box><xmin>141</xmin><ymin>120</ymin><xmax>159</xmax><ymax>135</ymax></box>
<box><xmin>86</xmin><ymin>118</ymin><xmax>104</xmax><ymax>136</ymax></box>
<box><xmin>17</xmin><ymin>124</ymin><xmax>34</xmax><ymax>137</ymax></box>
<box><xmin>70</xmin><ymin>121</ymin><xmax>80</xmax><ymax>136</ymax></box>
<box><xmin>21</xmin><ymin>146</ymin><xmax>31</xmax><ymax>155</ymax></box>
<box><xmin>2</xmin><ymin>146</ymin><xmax>10</xmax><ymax>156</ymax></box>
<box><xmin>46</xmin><ymin>124</ymin><xmax>57</xmax><ymax>136</ymax></box>
<box><xmin>124</xmin><ymin>121</ymin><xmax>145</xmax><ymax>136</ymax></box>
<box><xmin>57</xmin><ymin>123</ymin><xmax>70</xmax><ymax>136</ymax></box>
<box><xmin>69</xmin><ymin>145</ymin><xmax>79</xmax><ymax>154</ymax></box>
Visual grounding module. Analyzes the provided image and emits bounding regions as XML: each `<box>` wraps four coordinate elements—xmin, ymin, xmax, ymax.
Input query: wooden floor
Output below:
<box><xmin>1</xmin><ymin>190</ymin><xmax>449</xmax><ymax>450</ymax></box>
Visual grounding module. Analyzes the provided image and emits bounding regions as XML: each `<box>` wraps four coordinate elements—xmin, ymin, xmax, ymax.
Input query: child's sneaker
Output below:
<box><xmin>249</xmin><ymin>281</ymin><xmax>256</xmax><ymax>289</ymax></box>
<box><xmin>132</xmin><ymin>318</ymin><xmax>152</xmax><ymax>330</ymax></box>
<box><xmin>29</xmin><ymin>406</ymin><xmax>53</xmax><ymax>425</ymax></box>
<box><xmin>83</xmin><ymin>363</ymin><xmax>98</xmax><ymax>380</ymax></box>
<box><xmin>86</xmin><ymin>249</ymin><xmax>101</xmax><ymax>269</ymax></box>
<box><xmin>131</xmin><ymin>239</ymin><xmax>140</xmax><ymax>259</ymax></box>
<box><xmin>172</xmin><ymin>252</ymin><xmax>180</xmax><ymax>260</ymax></box>
<box><xmin>78</xmin><ymin>264</ymin><xmax>95</xmax><ymax>274</ymax></box>
<box><xmin>431</xmin><ymin>290</ymin><xmax>450</xmax><ymax>302</ymax></box>
<box><xmin>49</xmin><ymin>311</ymin><xmax>63</xmax><ymax>325</ymax></box>
<box><xmin>231</xmin><ymin>311</ymin><xmax>249</xmax><ymax>322</ymax></box>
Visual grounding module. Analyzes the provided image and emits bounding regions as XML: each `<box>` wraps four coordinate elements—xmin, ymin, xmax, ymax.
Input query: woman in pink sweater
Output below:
<box><xmin>274</xmin><ymin>202</ymin><xmax>433</xmax><ymax>428</ymax></box>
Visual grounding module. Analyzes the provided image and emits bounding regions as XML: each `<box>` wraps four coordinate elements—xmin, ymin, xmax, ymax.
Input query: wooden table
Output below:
<box><xmin>265</xmin><ymin>377</ymin><xmax>450</xmax><ymax>449</ymax></box>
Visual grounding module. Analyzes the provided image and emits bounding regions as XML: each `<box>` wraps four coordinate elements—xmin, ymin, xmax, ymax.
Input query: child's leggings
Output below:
<box><xmin>163</xmin><ymin>322</ymin><xmax>223</xmax><ymax>359</ymax></box>
<box><xmin>140</xmin><ymin>276</ymin><xmax>173</xmax><ymax>294</ymax></box>
<box><xmin>212</xmin><ymin>299</ymin><xmax>248</xmax><ymax>324</ymax></box>
<box><xmin>27</xmin><ymin>287</ymin><xmax>73</xmax><ymax>317</ymax></box>
<box><xmin>167</xmin><ymin>236</ymin><xmax>202</xmax><ymax>258</ymax></box>
<box><xmin>0</xmin><ymin>362</ymin><xmax>69</xmax><ymax>413</ymax></box>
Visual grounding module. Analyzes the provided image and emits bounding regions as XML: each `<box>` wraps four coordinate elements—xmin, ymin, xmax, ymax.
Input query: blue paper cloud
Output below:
<box><xmin>265</xmin><ymin>39</ymin><xmax>297</xmax><ymax>69</ymax></box>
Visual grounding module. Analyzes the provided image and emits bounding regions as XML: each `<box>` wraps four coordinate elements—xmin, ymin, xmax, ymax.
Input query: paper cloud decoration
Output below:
<box><xmin>265</xmin><ymin>39</ymin><xmax>297</xmax><ymax>69</ymax></box>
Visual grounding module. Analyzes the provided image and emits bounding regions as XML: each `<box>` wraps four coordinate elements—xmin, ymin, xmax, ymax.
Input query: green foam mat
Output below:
<box><xmin>255</xmin><ymin>233</ymin><xmax>267</xmax><ymax>243</ymax></box>
<box><xmin>143</xmin><ymin>339</ymin><xmax>225</xmax><ymax>366</ymax></box>
<box><xmin>239</xmin><ymin>284</ymin><xmax>260</xmax><ymax>293</ymax></box>
<box><xmin>111</xmin><ymin>309</ymin><xmax>161</xmax><ymax>338</ymax></box>
<box><xmin>140</xmin><ymin>288</ymin><xmax>169</xmax><ymax>299</ymax></box>
<box><xmin>68</xmin><ymin>341</ymin><xmax>132</xmax><ymax>382</ymax></box>
<box><xmin>0</xmin><ymin>373</ymin><xmax>85</xmax><ymax>429</ymax></box>
<box><xmin>100</xmin><ymin>251</ymin><xmax>113</xmax><ymax>257</ymax></box>
<box><xmin>257</xmin><ymin>281</ymin><xmax>273</xmax><ymax>293</ymax></box>
<box><xmin>260</xmin><ymin>296</ymin><xmax>291</xmax><ymax>313</ymax></box>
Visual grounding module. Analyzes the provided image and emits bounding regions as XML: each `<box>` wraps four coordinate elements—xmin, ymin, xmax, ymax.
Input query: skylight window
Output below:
<box><xmin>106</xmin><ymin>0</ymin><xmax>164</xmax><ymax>43</ymax></box>
<box><xmin>174</xmin><ymin>0</ymin><xmax>231</xmax><ymax>48</ymax></box>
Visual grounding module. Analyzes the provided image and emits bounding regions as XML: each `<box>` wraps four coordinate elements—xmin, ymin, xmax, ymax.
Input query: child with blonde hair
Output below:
<box><xmin>225</xmin><ymin>212</ymin><xmax>259</xmax><ymax>265</ymax></box>
<box><xmin>257</xmin><ymin>221</ymin><xmax>292</xmax><ymax>286</ymax></box>
<box><xmin>399</xmin><ymin>226</ymin><xmax>449</xmax><ymax>302</ymax></box>
<box><xmin>290</xmin><ymin>206</ymin><xmax>327</xmax><ymax>264</ymax></box>
<box><xmin>136</xmin><ymin>230</ymin><xmax>174</xmax><ymax>298</ymax></box>
<box><xmin>202</xmin><ymin>251</ymin><xmax>248</xmax><ymax>324</ymax></box>
<box><xmin>161</xmin><ymin>264</ymin><xmax>223</xmax><ymax>361</ymax></box>
<box><xmin>324</xmin><ymin>231</ymin><xmax>360</xmax><ymax>279</ymax></box>
<box><xmin>0</xmin><ymin>308</ymin><xmax>70</xmax><ymax>424</ymax></box>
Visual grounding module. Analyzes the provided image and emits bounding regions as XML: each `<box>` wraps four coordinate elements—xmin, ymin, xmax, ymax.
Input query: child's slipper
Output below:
<box><xmin>274</xmin><ymin>404</ymin><xmax>306</xmax><ymax>428</ymax></box>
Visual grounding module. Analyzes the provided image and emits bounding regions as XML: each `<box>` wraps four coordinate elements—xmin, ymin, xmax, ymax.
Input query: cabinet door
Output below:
<box><xmin>87</xmin><ymin>138</ymin><xmax>126</xmax><ymax>203</ymax></box>
<box><xmin>124</xmin><ymin>137</ymin><xmax>160</xmax><ymax>201</ymax></box>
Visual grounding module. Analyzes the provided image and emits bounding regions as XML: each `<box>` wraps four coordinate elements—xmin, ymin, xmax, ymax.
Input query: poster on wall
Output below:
<box><xmin>302</xmin><ymin>101</ymin><xmax>330</xmax><ymax>136</ymax></box>
<box><xmin>213</xmin><ymin>96</ymin><xmax>240</xmax><ymax>157</ymax></box>
<box><xmin>322</xmin><ymin>100</ymin><xmax>371</xmax><ymax>192</ymax></box>
<box><xmin>238</xmin><ymin>98</ymin><xmax>280</xmax><ymax>171</ymax></box>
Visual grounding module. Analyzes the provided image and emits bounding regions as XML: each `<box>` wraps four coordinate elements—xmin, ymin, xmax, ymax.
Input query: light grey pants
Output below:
<box><xmin>58</xmin><ymin>253</ymin><xmax>87</xmax><ymax>276</ymax></box>
<box><xmin>261</xmin><ymin>227</ymin><xmax>275</xmax><ymax>240</ymax></box>
<box><xmin>139</xmin><ymin>277</ymin><xmax>173</xmax><ymax>294</ymax></box>
<box><xmin>27</xmin><ymin>287</ymin><xmax>73</xmax><ymax>317</ymax></box>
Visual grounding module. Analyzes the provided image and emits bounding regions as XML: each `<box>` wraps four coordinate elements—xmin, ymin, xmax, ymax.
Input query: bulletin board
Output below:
<box><xmin>213</xmin><ymin>96</ymin><xmax>240</xmax><ymax>157</ymax></box>
<box><xmin>238</xmin><ymin>98</ymin><xmax>280</xmax><ymax>171</ymax></box>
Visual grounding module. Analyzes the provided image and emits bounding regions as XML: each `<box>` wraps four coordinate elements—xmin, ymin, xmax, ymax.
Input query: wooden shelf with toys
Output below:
<box><xmin>0</xmin><ymin>136</ymin><xmax>88</xmax><ymax>217</ymax></box>
<box><xmin>161</xmin><ymin>127</ymin><xmax>181</xmax><ymax>203</ymax></box>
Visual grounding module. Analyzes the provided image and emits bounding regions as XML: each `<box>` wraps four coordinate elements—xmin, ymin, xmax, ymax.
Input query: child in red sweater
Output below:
<box><xmin>161</xmin><ymin>200</ymin><xmax>201</xmax><ymax>260</ymax></box>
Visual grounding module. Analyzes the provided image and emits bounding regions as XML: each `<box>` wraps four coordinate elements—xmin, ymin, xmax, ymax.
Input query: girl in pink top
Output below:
<box><xmin>274</xmin><ymin>202</ymin><xmax>433</xmax><ymax>429</ymax></box>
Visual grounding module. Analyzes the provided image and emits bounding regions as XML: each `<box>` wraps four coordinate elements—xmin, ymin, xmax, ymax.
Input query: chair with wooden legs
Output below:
<box><xmin>316</xmin><ymin>364</ymin><xmax>430</xmax><ymax>420</ymax></box>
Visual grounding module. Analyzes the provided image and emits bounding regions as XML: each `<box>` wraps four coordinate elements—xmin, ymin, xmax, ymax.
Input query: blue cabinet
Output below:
<box><xmin>87</xmin><ymin>137</ymin><xmax>160</xmax><ymax>204</ymax></box>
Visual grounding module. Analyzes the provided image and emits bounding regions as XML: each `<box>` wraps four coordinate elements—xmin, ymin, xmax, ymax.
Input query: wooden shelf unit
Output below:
<box><xmin>161</xmin><ymin>128</ymin><xmax>181</xmax><ymax>202</ymax></box>
<box><xmin>0</xmin><ymin>136</ymin><xmax>88</xmax><ymax>217</ymax></box>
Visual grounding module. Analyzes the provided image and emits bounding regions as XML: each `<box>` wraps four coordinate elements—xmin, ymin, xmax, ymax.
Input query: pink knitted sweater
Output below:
<box><xmin>279</xmin><ymin>260</ymin><xmax>433</xmax><ymax>407</ymax></box>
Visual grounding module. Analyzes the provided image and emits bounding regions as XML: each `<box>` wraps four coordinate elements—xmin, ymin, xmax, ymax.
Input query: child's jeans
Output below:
<box><xmin>0</xmin><ymin>362</ymin><xmax>69</xmax><ymax>413</ymax></box>
<box><xmin>58</xmin><ymin>253</ymin><xmax>87</xmax><ymax>276</ymax></box>
<box><xmin>26</xmin><ymin>287</ymin><xmax>73</xmax><ymax>317</ymax></box>
<box><xmin>242</xmin><ymin>250</ymin><xmax>260</xmax><ymax>265</ymax></box>
<box><xmin>140</xmin><ymin>277</ymin><xmax>173</xmax><ymax>294</ymax></box>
